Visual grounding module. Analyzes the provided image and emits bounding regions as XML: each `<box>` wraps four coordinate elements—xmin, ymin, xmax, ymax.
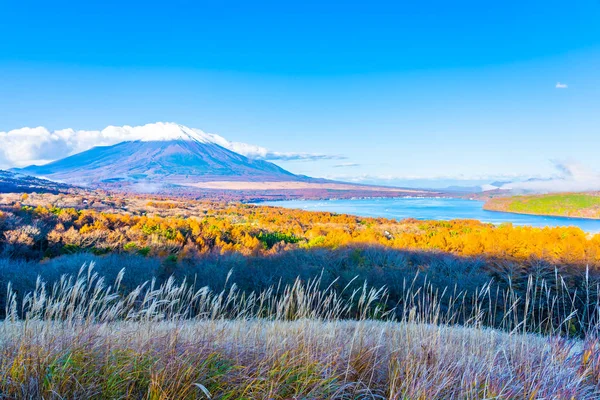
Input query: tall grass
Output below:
<box><xmin>2</xmin><ymin>263</ymin><xmax>600</xmax><ymax>398</ymax></box>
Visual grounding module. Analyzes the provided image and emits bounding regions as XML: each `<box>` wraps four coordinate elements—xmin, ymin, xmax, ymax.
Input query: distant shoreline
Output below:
<box><xmin>483</xmin><ymin>206</ymin><xmax>600</xmax><ymax>221</ymax></box>
<box><xmin>255</xmin><ymin>198</ymin><xmax>600</xmax><ymax>233</ymax></box>
<box><xmin>250</xmin><ymin>194</ymin><xmax>466</xmax><ymax>204</ymax></box>
<box><xmin>484</xmin><ymin>193</ymin><xmax>600</xmax><ymax>221</ymax></box>
<box><xmin>258</xmin><ymin>196</ymin><xmax>600</xmax><ymax>222</ymax></box>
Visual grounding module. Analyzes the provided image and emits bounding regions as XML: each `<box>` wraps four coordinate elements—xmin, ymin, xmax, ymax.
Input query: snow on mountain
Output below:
<box><xmin>14</xmin><ymin>125</ymin><xmax>310</xmax><ymax>187</ymax></box>
<box><xmin>102</xmin><ymin>123</ymin><xmax>218</xmax><ymax>143</ymax></box>
<box><xmin>0</xmin><ymin>170</ymin><xmax>76</xmax><ymax>194</ymax></box>
<box><xmin>0</xmin><ymin>122</ymin><xmax>337</xmax><ymax>169</ymax></box>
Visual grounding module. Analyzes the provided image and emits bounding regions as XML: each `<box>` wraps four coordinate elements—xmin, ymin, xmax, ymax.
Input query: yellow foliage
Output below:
<box><xmin>6</xmin><ymin>195</ymin><xmax>600</xmax><ymax>266</ymax></box>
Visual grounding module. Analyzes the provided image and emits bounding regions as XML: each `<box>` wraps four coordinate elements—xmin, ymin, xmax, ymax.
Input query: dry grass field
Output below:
<box><xmin>1</xmin><ymin>264</ymin><xmax>600</xmax><ymax>399</ymax></box>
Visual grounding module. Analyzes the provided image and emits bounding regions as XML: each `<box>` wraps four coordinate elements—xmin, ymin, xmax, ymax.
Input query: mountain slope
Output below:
<box><xmin>15</xmin><ymin>125</ymin><xmax>306</xmax><ymax>186</ymax></box>
<box><xmin>0</xmin><ymin>170</ymin><xmax>76</xmax><ymax>194</ymax></box>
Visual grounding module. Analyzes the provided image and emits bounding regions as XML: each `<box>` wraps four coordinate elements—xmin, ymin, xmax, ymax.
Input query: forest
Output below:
<box><xmin>484</xmin><ymin>192</ymin><xmax>600</xmax><ymax>219</ymax></box>
<box><xmin>2</xmin><ymin>191</ymin><xmax>600</xmax><ymax>333</ymax></box>
<box><xmin>3</xmin><ymin>192</ymin><xmax>600</xmax><ymax>265</ymax></box>
<box><xmin>3</xmin><ymin>191</ymin><xmax>600</xmax><ymax>398</ymax></box>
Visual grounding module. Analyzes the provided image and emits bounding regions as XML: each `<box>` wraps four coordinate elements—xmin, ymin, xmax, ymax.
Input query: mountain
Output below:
<box><xmin>11</xmin><ymin>123</ymin><xmax>441</xmax><ymax>199</ymax></box>
<box><xmin>442</xmin><ymin>185</ymin><xmax>484</xmax><ymax>193</ymax></box>
<box><xmin>15</xmin><ymin>124</ymin><xmax>308</xmax><ymax>187</ymax></box>
<box><xmin>0</xmin><ymin>170</ymin><xmax>76</xmax><ymax>194</ymax></box>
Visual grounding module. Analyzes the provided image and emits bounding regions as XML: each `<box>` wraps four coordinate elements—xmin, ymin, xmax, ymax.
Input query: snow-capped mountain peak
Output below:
<box><xmin>14</xmin><ymin>124</ymin><xmax>302</xmax><ymax>186</ymax></box>
<box><xmin>1</xmin><ymin>122</ymin><xmax>335</xmax><ymax>170</ymax></box>
<box><xmin>0</xmin><ymin>122</ymin><xmax>272</xmax><ymax>168</ymax></box>
<box><xmin>101</xmin><ymin>122</ymin><xmax>222</xmax><ymax>144</ymax></box>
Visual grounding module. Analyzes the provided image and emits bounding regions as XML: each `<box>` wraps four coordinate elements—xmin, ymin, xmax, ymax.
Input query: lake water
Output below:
<box><xmin>258</xmin><ymin>198</ymin><xmax>600</xmax><ymax>233</ymax></box>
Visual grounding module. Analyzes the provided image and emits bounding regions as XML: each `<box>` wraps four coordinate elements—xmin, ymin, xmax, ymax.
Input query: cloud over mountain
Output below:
<box><xmin>500</xmin><ymin>161</ymin><xmax>600</xmax><ymax>192</ymax></box>
<box><xmin>0</xmin><ymin>122</ymin><xmax>340</xmax><ymax>168</ymax></box>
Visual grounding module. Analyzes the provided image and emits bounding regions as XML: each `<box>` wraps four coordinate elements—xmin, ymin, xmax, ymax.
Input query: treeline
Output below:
<box><xmin>1</xmin><ymin>192</ymin><xmax>600</xmax><ymax>335</ymax></box>
<box><xmin>1</xmin><ymin>195</ymin><xmax>599</xmax><ymax>267</ymax></box>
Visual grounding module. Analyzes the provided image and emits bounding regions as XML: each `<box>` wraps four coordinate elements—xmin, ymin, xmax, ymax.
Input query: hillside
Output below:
<box><xmin>3</xmin><ymin>278</ymin><xmax>595</xmax><ymax>399</ymax></box>
<box><xmin>0</xmin><ymin>170</ymin><xmax>76</xmax><ymax>194</ymax></box>
<box><xmin>3</xmin><ymin>190</ymin><xmax>600</xmax><ymax>334</ymax></box>
<box><xmin>484</xmin><ymin>193</ymin><xmax>600</xmax><ymax>219</ymax></box>
<box><xmin>11</xmin><ymin>123</ymin><xmax>441</xmax><ymax>199</ymax></box>
<box><xmin>15</xmin><ymin>130</ymin><xmax>302</xmax><ymax>187</ymax></box>
<box><xmin>2</xmin><ymin>192</ymin><xmax>600</xmax><ymax>398</ymax></box>
<box><xmin>14</xmin><ymin>139</ymin><xmax>439</xmax><ymax>198</ymax></box>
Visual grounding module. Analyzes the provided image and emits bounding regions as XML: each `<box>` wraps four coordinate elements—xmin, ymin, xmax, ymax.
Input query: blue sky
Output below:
<box><xmin>1</xmin><ymin>0</ymin><xmax>599</xmax><ymax>188</ymax></box>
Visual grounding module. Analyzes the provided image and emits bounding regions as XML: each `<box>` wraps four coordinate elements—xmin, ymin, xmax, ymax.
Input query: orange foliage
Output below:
<box><xmin>2</xmin><ymin>194</ymin><xmax>600</xmax><ymax>266</ymax></box>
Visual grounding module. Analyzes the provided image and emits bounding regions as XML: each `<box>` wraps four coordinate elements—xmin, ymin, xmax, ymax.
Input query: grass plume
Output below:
<box><xmin>1</xmin><ymin>263</ymin><xmax>600</xmax><ymax>398</ymax></box>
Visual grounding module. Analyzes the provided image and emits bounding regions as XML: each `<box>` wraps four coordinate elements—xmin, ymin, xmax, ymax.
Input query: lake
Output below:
<box><xmin>258</xmin><ymin>198</ymin><xmax>600</xmax><ymax>233</ymax></box>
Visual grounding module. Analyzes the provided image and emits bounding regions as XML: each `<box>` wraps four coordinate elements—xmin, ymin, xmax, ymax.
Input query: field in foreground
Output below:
<box><xmin>3</xmin><ymin>191</ymin><xmax>600</xmax><ymax>398</ymax></box>
<box><xmin>1</xmin><ymin>265</ymin><xmax>600</xmax><ymax>399</ymax></box>
<box><xmin>3</xmin><ymin>319</ymin><xmax>597</xmax><ymax>399</ymax></box>
<box><xmin>484</xmin><ymin>193</ymin><xmax>600</xmax><ymax>219</ymax></box>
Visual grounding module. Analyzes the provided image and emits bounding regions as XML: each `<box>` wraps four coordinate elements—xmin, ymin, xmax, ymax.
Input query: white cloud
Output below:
<box><xmin>481</xmin><ymin>184</ymin><xmax>500</xmax><ymax>192</ymax></box>
<box><xmin>333</xmin><ymin>163</ymin><xmax>361</xmax><ymax>168</ymax></box>
<box><xmin>225</xmin><ymin>140</ymin><xmax>345</xmax><ymax>161</ymax></box>
<box><xmin>0</xmin><ymin>122</ymin><xmax>342</xmax><ymax>169</ymax></box>
<box><xmin>317</xmin><ymin>173</ymin><xmax>530</xmax><ymax>190</ymax></box>
<box><xmin>324</xmin><ymin>163</ymin><xmax>600</xmax><ymax>193</ymax></box>
<box><xmin>328</xmin><ymin>172</ymin><xmax>527</xmax><ymax>182</ymax></box>
<box><xmin>555</xmin><ymin>82</ymin><xmax>568</xmax><ymax>89</ymax></box>
<box><xmin>500</xmin><ymin>161</ymin><xmax>600</xmax><ymax>192</ymax></box>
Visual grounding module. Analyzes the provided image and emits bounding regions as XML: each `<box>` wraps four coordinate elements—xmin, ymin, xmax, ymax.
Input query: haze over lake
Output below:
<box><xmin>260</xmin><ymin>198</ymin><xmax>600</xmax><ymax>232</ymax></box>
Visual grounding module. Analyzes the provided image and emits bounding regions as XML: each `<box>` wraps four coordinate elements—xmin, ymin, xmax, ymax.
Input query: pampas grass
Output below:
<box><xmin>1</xmin><ymin>263</ymin><xmax>600</xmax><ymax>399</ymax></box>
